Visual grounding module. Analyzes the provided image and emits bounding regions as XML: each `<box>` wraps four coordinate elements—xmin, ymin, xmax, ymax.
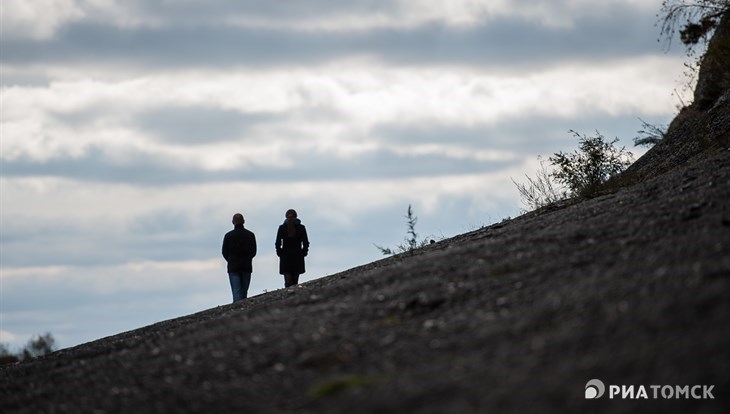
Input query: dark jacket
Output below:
<box><xmin>222</xmin><ymin>224</ymin><xmax>257</xmax><ymax>273</ymax></box>
<box><xmin>275</xmin><ymin>219</ymin><xmax>309</xmax><ymax>275</ymax></box>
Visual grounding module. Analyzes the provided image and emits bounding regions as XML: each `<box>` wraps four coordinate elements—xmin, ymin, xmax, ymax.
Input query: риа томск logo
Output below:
<box><xmin>585</xmin><ymin>379</ymin><xmax>605</xmax><ymax>399</ymax></box>
<box><xmin>585</xmin><ymin>379</ymin><xmax>715</xmax><ymax>400</ymax></box>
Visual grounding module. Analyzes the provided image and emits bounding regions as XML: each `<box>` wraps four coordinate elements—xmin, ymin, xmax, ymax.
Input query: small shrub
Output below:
<box><xmin>21</xmin><ymin>332</ymin><xmax>57</xmax><ymax>360</ymax></box>
<box><xmin>658</xmin><ymin>1</ymin><xmax>729</xmax><ymax>106</ymax></box>
<box><xmin>549</xmin><ymin>130</ymin><xmax>633</xmax><ymax>198</ymax></box>
<box><xmin>0</xmin><ymin>343</ymin><xmax>19</xmax><ymax>365</ymax></box>
<box><xmin>659</xmin><ymin>0</ymin><xmax>727</xmax><ymax>50</ymax></box>
<box><xmin>0</xmin><ymin>332</ymin><xmax>57</xmax><ymax>364</ymax></box>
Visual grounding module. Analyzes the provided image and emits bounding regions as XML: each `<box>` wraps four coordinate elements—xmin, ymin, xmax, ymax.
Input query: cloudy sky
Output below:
<box><xmin>1</xmin><ymin>0</ymin><xmax>686</xmax><ymax>350</ymax></box>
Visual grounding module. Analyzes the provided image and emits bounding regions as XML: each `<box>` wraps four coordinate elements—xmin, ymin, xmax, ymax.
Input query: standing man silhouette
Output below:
<box><xmin>222</xmin><ymin>213</ymin><xmax>257</xmax><ymax>302</ymax></box>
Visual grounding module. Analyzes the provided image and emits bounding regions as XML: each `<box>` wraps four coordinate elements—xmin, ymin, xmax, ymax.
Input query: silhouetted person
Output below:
<box><xmin>222</xmin><ymin>213</ymin><xmax>257</xmax><ymax>302</ymax></box>
<box><xmin>275</xmin><ymin>209</ymin><xmax>309</xmax><ymax>288</ymax></box>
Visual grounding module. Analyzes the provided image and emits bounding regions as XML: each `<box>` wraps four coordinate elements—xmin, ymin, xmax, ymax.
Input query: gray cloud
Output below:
<box><xmin>0</xmin><ymin>215</ymin><xmax>127</xmax><ymax>267</ymax></box>
<box><xmin>373</xmin><ymin>114</ymin><xmax>652</xmax><ymax>155</ymax></box>
<box><xmin>132</xmin><ymin>0</ymin><xmax>398</xmax><ymax>23</ymax></box>
<box><xmin>135</xmin><ymin>106</ymin><xmax>274</xmax><ymax>145</ymax></box>
<box><xmin>129</xmin><ymin>209</ymin><xmax>191</xmax><ymax>236</ymax></box>
<box><xmin>0</xmin><ymin>8</ymin><xmax>670</xmax><ymax>71</ymax></box>
<box><xmin>1</xmin><ymin>147</ymin><xmax>209</xmax><ymax>186</ymax></box>
<box><xmin>124</xmin><ymin>214</ymin><xmax>221</xmax><ymax>264</ymax></box>
<box><xmin>4</xmin><ymin>111</ymin><xmax>650</xmax><ymax>189</ymax></box>
<box><xmin>291</xmin><ymin>148</ymin><xmax>519</xmax><ymax>180</ymax></box>
<box><xmin>1</xmin><ymin>207</ymin><xmax>220</xmax><ymax>267</ymax></box>
<box><xmin>1</xmin><ymin>142</ymin><xmax>519</xmax><ymax>187</ymax></box>
<box><xmin>51</xmin><ymin>105</ymin><xmax>277</xmax><ymax>145</ymax></box>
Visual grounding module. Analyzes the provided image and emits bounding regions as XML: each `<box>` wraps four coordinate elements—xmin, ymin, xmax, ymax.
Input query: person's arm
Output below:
<box><xmin>222</xmin><ymin>234</ymin><xmax>230</xmax><ymax>261</ymax></box>
<box><xmin>275</xmin><ymin>227</ymin><xmax>282</xmax><ymax>257</ymax></box>
<box><xmin>249</xmin><ymin>232</ymin><xmax>257</xmax><ymax>258</ymax></box>
<box><xmin>301</xmin><ymin>226</ymin><xmax>309</xmax><ymax>256</ymax></box>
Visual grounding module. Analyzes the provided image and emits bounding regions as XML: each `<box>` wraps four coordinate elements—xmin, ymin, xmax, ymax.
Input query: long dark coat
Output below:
<box><xmin>275</xmin><ymin>219</ymin><xmax>309</xmax><ymax>275</ymax></box>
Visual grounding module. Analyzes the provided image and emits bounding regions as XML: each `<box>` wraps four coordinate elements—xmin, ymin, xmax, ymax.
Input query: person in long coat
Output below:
<box><xmin>275</xmin><ymin>209</ymin><xmax>309</xmax><ymax>288</ymax></box>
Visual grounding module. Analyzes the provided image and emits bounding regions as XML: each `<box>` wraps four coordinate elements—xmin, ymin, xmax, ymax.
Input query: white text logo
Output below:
<box><xmin>585</xmin><ymin>380</ymin><xmax>715</xmax><ymax>400</ymax></box>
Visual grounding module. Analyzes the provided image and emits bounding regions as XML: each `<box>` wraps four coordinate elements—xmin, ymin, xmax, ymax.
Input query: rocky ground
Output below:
<box><xmin>1</xmin><ymin>140</ymin><xmax>729</xmax><ymax>413</ymax></box>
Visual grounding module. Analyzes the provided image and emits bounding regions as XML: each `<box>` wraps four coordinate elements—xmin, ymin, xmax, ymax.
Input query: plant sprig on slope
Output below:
<box><xmin>375</xmin><ymin>205</ymin><xmax>436</xmax><ymax>256</ymax></box>
<box><xmin>512</xmin><ymin>157</ymin><xmax>567</xmax><ymax>213</ymax></box>
<box><xmin>634</xmin><ymin>118</ymin><xmax>668</xmax><ymax>147</ymax></box>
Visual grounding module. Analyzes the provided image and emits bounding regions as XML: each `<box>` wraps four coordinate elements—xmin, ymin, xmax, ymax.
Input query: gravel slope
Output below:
<box><xmin>1</xmin><ymin>144</ymin><xmax>729</xmax><ymax>413</ymax></box>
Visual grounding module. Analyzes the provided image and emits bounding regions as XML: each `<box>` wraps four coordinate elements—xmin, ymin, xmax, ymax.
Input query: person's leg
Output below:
<box><xmin>228</xmin><ymin>273</ymin><xmax>243</xmax><ymax>302</ymax></box>
<box><xmin>240</xmin><ymin>272</ymin><xmax>252</xmax><ymax>299</ymax></box>
<box><xmin>284</xmin><ymin>273</ymin><xmax>295</xmax><ymax>288</ymax></box>
<box><xmin>291</xmin><ymin>273</ymin><xmax>300</xmax><ymax>286</ymax></box>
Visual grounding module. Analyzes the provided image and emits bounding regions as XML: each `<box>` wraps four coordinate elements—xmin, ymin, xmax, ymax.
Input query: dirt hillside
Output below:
<box><xmin>1</xmin><ymin>143</ymin><xmax>728</xmax><ymax>414</ymax></box>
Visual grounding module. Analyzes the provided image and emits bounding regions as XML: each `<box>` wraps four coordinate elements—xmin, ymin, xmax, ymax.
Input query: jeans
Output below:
<box><xmin>228</xmin><ymin>272</ymin><xmax>252</xmax><ymax>302</ymax></box>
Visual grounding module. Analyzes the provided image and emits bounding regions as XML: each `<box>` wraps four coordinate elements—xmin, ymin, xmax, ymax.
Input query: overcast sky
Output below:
<box><xmin>1</xmin><ymin>0</ymin><xmax>686</xmax><ymax>350</ymax></box>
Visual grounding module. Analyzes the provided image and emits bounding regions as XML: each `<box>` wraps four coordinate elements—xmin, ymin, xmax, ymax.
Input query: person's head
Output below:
<box><xmin>232</xmin><ymin>213</ymin><xmax>245</xmax><ymax>226</ymax></box>
<box><xmin>285</xmin><ymin>209</ymin><xmax>297</xmax><ymax>220</ymax></box>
